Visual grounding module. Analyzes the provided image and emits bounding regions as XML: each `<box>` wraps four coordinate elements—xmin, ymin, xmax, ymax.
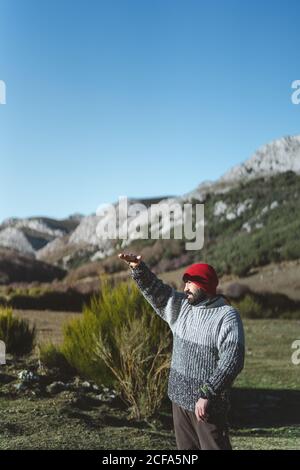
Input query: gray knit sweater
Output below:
<box><xmin>130</xmin><ymin>261</ymin><xmax>245</xmax><ymax>414</ymax></box>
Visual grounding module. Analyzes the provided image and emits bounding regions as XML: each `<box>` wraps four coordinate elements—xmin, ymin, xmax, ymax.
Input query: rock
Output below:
<box><xmin>95</xmin><ymin>394</ymin><xmax>104</xmax><ymax>401</ymax></box>
<box><xmin>46</xmin><ymin>381</ymin><xmax>66</xmax><ymax>394</ymax></box>
<box><xmin>72</xmin><ymin>377</ymin><xmax>81</xmax><ymax>388</ymax></box>
<box><xmin>64</xmin><ymin>382</ymin><xmax>74</xmax><ymax>390</ymax></box>
<box><xmin>81</xmin><ymin>381</ymin><xmax>91</xmax><ymax>390</ymax></box>
<box><xmin>17</xmin><ymin>370</ymin><xmax>39</xmax><ymax>383</ymax></box>
<box><xmin>95</xmin><ymin>392</ymin><xmax>115</xmax><ymax>403</ymax></box>
<box><xmin>14</xmin><ymin>382</ymin><xmax>28</xmax><ymax>392</ymax></box>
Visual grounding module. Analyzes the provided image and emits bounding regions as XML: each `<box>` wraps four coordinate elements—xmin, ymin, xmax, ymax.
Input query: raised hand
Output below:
<box><xmin>118</xmin><ymin>253</ymin><xmax>142</xmax><ymax>269</ymax></box>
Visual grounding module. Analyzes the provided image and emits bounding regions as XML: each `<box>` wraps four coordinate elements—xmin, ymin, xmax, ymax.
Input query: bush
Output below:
<box><xmin>280</xmin><ymin>310</ymin><xmax>300</xmax><ymax>320</ymax></box>
<box><xmin>0</xmin><ymin>307</ymin><xmax>36</xmax><ymax>356</ymax></box>
<box><xmin>61</xmin><ymin>276</ymin><xmax>172</xmax><ymax>404</ymax></box>
<box><xmin>38</xmin><ymin>342</ymin><xmax>74</xmax><ymax>375</ymax></box>
<box><xmin>233</xmin><ymin>294</ymin><xmax>267</xmax><ymax>319</ymax></box>
<box><xmin>94</xmin><ymin>306</ymin><xmax>172</xmax><ymax>420</ymax></box>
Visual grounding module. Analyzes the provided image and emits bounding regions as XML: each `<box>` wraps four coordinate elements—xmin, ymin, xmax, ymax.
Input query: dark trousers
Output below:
<box><xmin>172</xmin><ymin>401</ymin><xmax>232</xmax><ymax>450</ymax></box>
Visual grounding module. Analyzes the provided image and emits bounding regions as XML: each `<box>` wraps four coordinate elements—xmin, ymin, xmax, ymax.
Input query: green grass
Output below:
<box><xmin>0</xmin><ymin>397</ymin><xmax>299</xmax><ymax>450</ymax></box>
<box><xmin>0</xmin><ymin>319</ymin><xmax>299</xmax><ymax>450</ymax></box>
<box><xmin>236</xmin><ymin>319</ymin><xmax>300</xmax><ymax>389</ymax></box>
<box><xmin>231</xmin><ymin>426</ymin><xmax>300</xmax><ymax>450</ymax></box>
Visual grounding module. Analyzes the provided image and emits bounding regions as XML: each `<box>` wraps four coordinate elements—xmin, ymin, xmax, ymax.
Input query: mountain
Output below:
<box><xmin>184</xmin><ymin>134</ymin><xmax>300</xmax><ymax>201</ymax></box>
<box><xmin>0</xmin><ymin>215</ymin><xmax>82</xmax><ymax>258</ymax></box>
<box><xmin>0</xmin><ymin>134</ymin><xmax>299</xmax><ymax>280</ymax></box>
<box><xmin>220</xmin><ymin>135</ymin><xmax>300</xmax><ymax>182</ymax></box>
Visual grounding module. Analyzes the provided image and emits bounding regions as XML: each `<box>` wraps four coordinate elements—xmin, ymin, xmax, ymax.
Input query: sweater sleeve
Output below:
<box><xmin>199</xmin><ymin>308</ymin><xmax>245</xmax><ymax>399</ymax></box>
<box><xmin>130</xmin><ymin>261</ymin><xmax>185</xmax><ymax>330</ymax></box>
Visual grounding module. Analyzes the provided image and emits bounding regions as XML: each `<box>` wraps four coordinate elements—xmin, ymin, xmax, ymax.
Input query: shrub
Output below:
<box><xmin>38</xmin><ymin>342</ymin><xmax>74</xmax><ymax>375</ymax></box>
<box><xmin>94</xmin><ymin>305</ymin><xmax>172</xmax><ymax>420</ymax></box>
<box><xmin>233</xmin><ymin>294</ymin><xmax>266</xmax><ymax>319</ymax></box>
<box><xmin>61</xmin><ymin>276</ymin><xmax>172</xmax><ymax>401</ymax></box>
<box><xmin>280</xmin><ymin>310</ymin><xmax>300</xmax><ymax>320</ymax></box>
<box><xmin>0</xmin><ymin>307</ymin><xmax>36</xmax><ymax>356</ymax></box>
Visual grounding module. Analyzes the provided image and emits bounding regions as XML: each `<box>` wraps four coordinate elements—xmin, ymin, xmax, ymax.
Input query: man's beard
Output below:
<box><xmin>186</xmin><ymin>288</ymin><xmax>207</xmax><ymax>305</ymax></box>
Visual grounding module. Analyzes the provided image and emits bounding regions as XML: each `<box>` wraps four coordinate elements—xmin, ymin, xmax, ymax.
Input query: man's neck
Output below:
<box><xmin>194</xmin><ymin>294</ymin><xmax>218</xmax><ymax>306</ymax></box>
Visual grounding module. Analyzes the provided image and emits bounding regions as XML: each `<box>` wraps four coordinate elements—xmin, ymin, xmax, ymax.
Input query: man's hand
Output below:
<box><xmin>195</xmin><ymin>397</ymin><xmax>209</xmax><ymax>422</ymax></box>
<box><xmin>118</xmin><ymin>253</ymin><xmax>142</xmax><ymax>269</ymax></box>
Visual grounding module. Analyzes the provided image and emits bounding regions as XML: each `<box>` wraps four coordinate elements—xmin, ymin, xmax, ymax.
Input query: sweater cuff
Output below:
<box><xmin>130</xmin><ymin>261</ymin><xmax>146</xmax><ymax>277</ymax></box>
<box><xmin>198</xmin><ymin>383</ymin><xmax>215</xmax><ymax>400</ymax></box>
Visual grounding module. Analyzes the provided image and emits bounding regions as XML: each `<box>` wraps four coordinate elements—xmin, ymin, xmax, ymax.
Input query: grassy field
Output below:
<box><xmin>236</xmin><ymin>319</ymin><xmax>300</xmax><ymax>390</ymax></box>
<box><xmin>0</xmin><ymin>314</ymin><xmax>299</xmax><ymax>450</ymax></box>
<box><xmin>13</xmin><ymin>309</ymin><xmax>81</xmax><ymax>345</ymax></box>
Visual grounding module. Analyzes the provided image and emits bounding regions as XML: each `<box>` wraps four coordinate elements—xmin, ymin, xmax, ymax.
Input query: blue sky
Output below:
<box><xmin>0</xmin><ymin>0</ymin><xmax>300</xmax><ymax>222</ymax></box>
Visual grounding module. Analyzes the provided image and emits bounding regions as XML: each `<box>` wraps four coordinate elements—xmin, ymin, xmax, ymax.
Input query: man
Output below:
<box><xmin>118</xmin><ymin>252</ymin><xmax>245</xmax><ymax>450</ymax></box>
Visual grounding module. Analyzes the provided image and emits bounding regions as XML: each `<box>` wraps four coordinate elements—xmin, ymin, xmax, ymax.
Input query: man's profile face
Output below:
<box><xmin>184</xmin><ymin>280</ymin><xmax>207</xmax><ymax>305</ymax></box>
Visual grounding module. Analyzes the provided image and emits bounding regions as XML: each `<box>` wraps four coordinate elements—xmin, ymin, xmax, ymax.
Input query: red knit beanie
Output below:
<box><xmin>182</xmin><ymin>263</ymin><xmax>219</xmax><ymax>296</ymax></box>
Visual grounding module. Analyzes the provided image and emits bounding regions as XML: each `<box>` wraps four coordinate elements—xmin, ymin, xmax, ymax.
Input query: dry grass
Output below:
<box><xmin>12</xmin><ymin>309</ymin><xmax>81</xmax><ymax>347</ymax></box>
<box><xmin>222</xmin><ymin>259</ymin><xmax>300</xmax><ymax>301</ymax></box>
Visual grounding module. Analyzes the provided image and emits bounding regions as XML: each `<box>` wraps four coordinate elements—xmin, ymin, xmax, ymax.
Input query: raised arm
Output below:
<box><xmin>118</xmin><ymin>253</ymin><xmax>185</xmax><ymax>330</ymax></box>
